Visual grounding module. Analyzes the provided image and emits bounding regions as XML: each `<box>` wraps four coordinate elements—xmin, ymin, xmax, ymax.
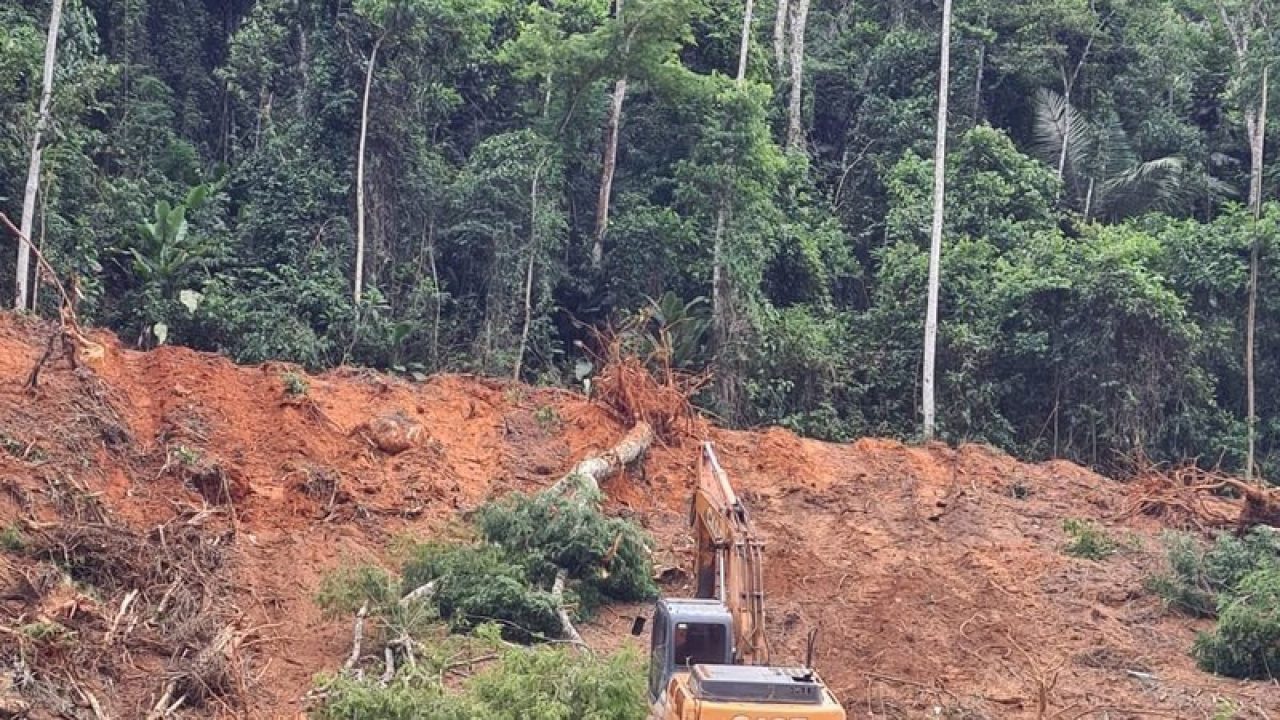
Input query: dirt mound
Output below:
<box><xmin>0</xmin><ymin>314</ymin><xmax>1275</xmax><ymax>719</ymax></box>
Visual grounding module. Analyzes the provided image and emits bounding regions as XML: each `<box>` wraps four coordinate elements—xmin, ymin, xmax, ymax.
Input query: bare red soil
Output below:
<box><xmin>0</xmin><ymin>314</ymin><xmax>1275</xmax><ymax>719</ymax></box>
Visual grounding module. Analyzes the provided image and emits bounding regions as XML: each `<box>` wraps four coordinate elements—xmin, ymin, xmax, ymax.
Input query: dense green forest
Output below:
<box><xmin>2</xmin><ymin>0</ymin><xmax>1278</xmax><ymax>479</ymax></box>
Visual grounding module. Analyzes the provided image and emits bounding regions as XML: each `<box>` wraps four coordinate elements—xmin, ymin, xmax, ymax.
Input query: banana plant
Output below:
<box><xmin>125</xmin><ymin>181</ymin><xmax>220</xmax><ymax>297</ymax></box>
<box><xmin>638</xmin><ymin>291</ymin><xmax>709</xmax><ymax>369</ymax></box>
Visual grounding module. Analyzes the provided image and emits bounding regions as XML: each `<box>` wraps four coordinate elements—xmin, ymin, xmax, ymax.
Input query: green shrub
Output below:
<box><xmin>1192</xmin><ymin>567</ymin><xmax>1280</xmax><ymax>679</ymax></box>
<box><xmin>533</xmin><ymin>405</ymin><xmax>561</xmax><ymax>433</ymax></box>
<box><xmin>1</xmin><ymin>524</ymin><xmax>26</xmax><ymax>552</ymax></box>
<box><xmin>1062</xmin><ymin>519</ymin><xmax>1118</xmax><ymax>560</ymax></box>
<box><xmin>1148</xmin><ymin>529</ymin><xmax>1280</xmax><ymax>617</ymax></box>
<box><xmin>282</xmin><ymin>370</ymin><xmax>309</xmax><ymax>396</ymax></box>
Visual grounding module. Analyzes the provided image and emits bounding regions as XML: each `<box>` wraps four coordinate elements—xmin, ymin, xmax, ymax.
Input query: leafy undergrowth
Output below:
<box><xmin>1149</xmin><ymin>529</ymin><xmax>1280</xmax><ymax>679</ymax></box>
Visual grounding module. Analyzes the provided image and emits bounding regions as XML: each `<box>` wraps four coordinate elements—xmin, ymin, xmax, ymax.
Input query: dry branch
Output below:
<box><xmin>146</xmin><ymin>681</ymin><xmax>178</xmax><ymax>720</ymax></box>
<box><xmin>105</xmin><ymin>588</ymin><xmax>139</xmax><ymax>644</ymax></box>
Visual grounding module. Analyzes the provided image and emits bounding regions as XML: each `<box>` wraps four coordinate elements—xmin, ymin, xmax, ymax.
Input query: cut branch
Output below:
<box><xmin>343</xmin><ymin>603</ymin><xmax>369</xmax><ymax>673</ymax></box>
<box><xmin>552</xmin><ymin>569</ymin><xmax>588</xmax><ymax>651</ymax></box>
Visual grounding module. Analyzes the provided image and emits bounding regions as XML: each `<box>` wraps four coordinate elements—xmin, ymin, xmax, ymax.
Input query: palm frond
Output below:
<box><xmin>1030</xmin><ymin>88</ymin><xmax>1093</xmax><ymax>177</ymax></box>
<box><xmin>1098</xmin><ymin>155</ymin><xmax>1186</xmax><ymax>218</ymax></box>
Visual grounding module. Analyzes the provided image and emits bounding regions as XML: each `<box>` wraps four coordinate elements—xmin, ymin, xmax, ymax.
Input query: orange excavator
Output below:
<box><xmin>635</xmin><ymin>442</ymin><xmax>845</xmax><ymax>720</ymax></box>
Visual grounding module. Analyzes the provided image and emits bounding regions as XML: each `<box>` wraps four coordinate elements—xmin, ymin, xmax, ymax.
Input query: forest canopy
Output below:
<box><xmin>2</xmin><ymin>0</ymin><xmax>1279</xmax><ymax>480</ymax></box>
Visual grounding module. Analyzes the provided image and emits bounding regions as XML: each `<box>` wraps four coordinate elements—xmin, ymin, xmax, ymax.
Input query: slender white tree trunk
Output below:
<box><xmin>354</xmin><ymin>35</ymin><xmax>383</xmax><ymax>304</ymax></box>
<box><xmin>592</xmin><ymin>80</ymin><xmax>627</xmax><ymax>269</ymax></box>
<box><xmin>922</xmin><ymin>0</ymin><xmax>952</xmax><ymax>441</ymax></box>
<box><xmin>773</xmin><ymin>0</ymin><xmax>789</xmax><ymax>76</ymax></box>
<box><xmin>15</xmin><ymin>0</ymin><xmax>64</xmax><ymax>312</ymax></box>
<box><xmin>514</xmin><ymin>162</ymin><xmax>544</xmax><ymax>381</ymax></box>
<box><xmin>784</xmin><ymin>0</ymin><xmax>810</xmax><ymax>152</ymax></box>
<box><xmin>592</xmin><ymin>0</ymin><xmax>628</xmax><ymax>269</ymax></box>
<box><xmin>1245</xmin><ymin>66</ymin><xmax>1267</xmax><ymax>483</ymax></box>
<box><xmin>737</xmin><ymin>0</ymin><xmax>755</xmax><ymax>83</ymax></box>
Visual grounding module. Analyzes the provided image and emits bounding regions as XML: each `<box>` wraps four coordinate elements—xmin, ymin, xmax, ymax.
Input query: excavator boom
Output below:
<box><xmin>691</xmin><ymin>442</ymin><xmax>769</xmax><ymax>665</ymax></box>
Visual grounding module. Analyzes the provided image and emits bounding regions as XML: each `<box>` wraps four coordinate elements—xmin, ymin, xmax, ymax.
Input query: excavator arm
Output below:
<box><xmin>690</xmin><ymin>442</ymin><xmax>770</xmax><ymax>665</ymax></box>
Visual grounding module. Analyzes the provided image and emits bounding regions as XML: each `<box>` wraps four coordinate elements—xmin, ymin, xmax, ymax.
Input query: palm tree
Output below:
<box><xmin>1030</xmin><ymin>89</ymin><xmax>1234</xmax><ymax>221</ymax></box>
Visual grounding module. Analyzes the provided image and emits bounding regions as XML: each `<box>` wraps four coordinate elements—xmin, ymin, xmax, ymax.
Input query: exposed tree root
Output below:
<box><xmin>1118</xmin><ymin>468</ymin><xmax>1237</xmax><ymax>531</ymax></box>
<box><xmin>1118</xmin><ymin>465</ymin><xmax>1280</xmax><ymax>534</ymax></box>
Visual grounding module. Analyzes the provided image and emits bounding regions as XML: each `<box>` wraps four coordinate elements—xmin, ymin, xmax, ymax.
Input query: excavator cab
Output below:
<box><xmin>645</xmin><ymin>598</ymin><xmax>733</xmax><ymax>701</ymax></box>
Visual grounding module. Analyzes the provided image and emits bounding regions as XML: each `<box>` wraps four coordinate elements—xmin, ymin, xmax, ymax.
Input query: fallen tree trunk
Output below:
<box><xmin>547</xmin><ymin>421</ymin><xmax>653</xmax><ymax>497</ymax></box>
<box><xmin>399</xmin><ymin>580</ymin><xmax>437</xmax><ymax>608</ymax></box>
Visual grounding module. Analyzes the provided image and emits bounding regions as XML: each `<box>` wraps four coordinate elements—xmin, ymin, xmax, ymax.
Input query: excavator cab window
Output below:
<box><xmin>672</xmin><ymin>623</ymin><xmax>727</xmax><ymax>668</ymax></box>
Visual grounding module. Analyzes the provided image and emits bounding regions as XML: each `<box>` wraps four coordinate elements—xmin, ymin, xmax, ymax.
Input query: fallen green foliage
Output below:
<box><xmin>391</xmin><ymin>490</ymin><xmax>657</xmax><ymax>641</ymax></box>
<box><xmin>314</xmin><ymin>625</ymin><xmax>648</xmax><ymax>720</ymax></box>
<box><xmin>1148</xmin><ymin>529</ymin><xmax>1280</xmax><ymax>617</ymax></box>
<box><xmin>476</xmin><ymin>491</ymin><xmax>658</xmax><ymax>605</ymax></box>
<box><xmin>401</xmin><ymin>543</ymin><xmax>561</xmax><ymax>643</ymax></box>
<box><xmin>316</xmin><ymin>563</ymin><xmax>438</xmax><ymax>644</ymax></box>
<box><xmin>1192</xmin><ymin>567</ymin><xmax>1280</xmax><ymax>680</ymax></box>
<box><xmin>1145</xmin><ymin>529</ymin><xmax>1280</xmax><ymax>680</ymax></box>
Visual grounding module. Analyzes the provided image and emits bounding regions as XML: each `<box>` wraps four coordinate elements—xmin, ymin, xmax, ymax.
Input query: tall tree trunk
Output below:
<box><xmin>15</xmin><ymin>0</ymin><xmax>64</xmax><ymax>312</ymax></box>
<box><xmin>737</xmin><ymin>0</ymin><xmax>755</xmax><ymax>83</ymax></box>
<box><xmin>973</xmin><ymin>38</ymin><xmax>985</xmax><ymax>124</ymax></box>
<box><xmin>773</xmin><ymin>0</ymin><xmax>789</xmax><ymax>76</ymax></box>
<box><xmin>1245</xmin><ymin>66</ymin><xmax>1267</xmax><ymax>484</ymax></box>
<box><xmin>922</xmin><ymin>0</ymin><xmax>952</xmax><ymax>441</ymax></box>
<box><xmin>354</xmin><ymin>35</ymin><xmax>384</xmax><ymax>304</ymax></box>
<box><xmin>592</xmin><ymin>0</ymin><xmax>628</xmax><ymax>270</ymax></box>
<box><xmin>514</xmin><ymin>162</ymin><xmax>545</xmax><ymax>382</ymax></box>
<box><xmin>784</xmin><ymin>0</ymin><xmax>810</xmax><ymax>152</ymax></box>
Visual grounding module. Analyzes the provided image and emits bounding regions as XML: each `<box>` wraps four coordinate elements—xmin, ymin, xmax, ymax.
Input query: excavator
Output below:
<box><xmin>634</xmin><ymin>442</ymin><xmax>846</xmax><ymax>720</ymax></box>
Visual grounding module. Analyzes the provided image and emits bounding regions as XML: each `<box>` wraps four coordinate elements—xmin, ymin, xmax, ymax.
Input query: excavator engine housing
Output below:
<box><xmin>687</xmin><ymin>665</ymin><xmax>826</xmax><ymax>705</ymax></box>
